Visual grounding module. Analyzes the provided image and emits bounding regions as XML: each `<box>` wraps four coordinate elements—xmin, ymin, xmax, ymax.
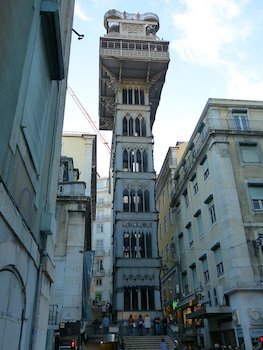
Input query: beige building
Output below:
<box><xmin>169</xmin><ymin>98</ymin><xmax>263</xmax><ymax>349</ymax></box>
<box><xmin>156</xmin><ymin>143</ymin><xmax>187</xmax><ymax>317</ymax></box>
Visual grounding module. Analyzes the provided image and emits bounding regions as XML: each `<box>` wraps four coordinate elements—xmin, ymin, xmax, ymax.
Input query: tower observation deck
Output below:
<box><xmin>98</xmin><ymin>9</ymin><xmax>169</xmax><ymax>322</ymax></box>
<box><xmin>99</xmin><ymin>9</ymin><xmax>169</xmax><ymax>130</ymax></box>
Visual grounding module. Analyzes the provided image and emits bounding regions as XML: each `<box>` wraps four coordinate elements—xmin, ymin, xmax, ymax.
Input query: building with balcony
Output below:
<box><xmin>0</xmin><ymin>1</ymin><xmax>74</xmax><ymax>349</ymax></box>
<box><xmin>170</xmin><ymin>98</ymin><xmax>263</xmax><ymax>349</ymax></box>
<box><xmin>98</xmin><ymin>9</ymin><xmax>169</xmax><ymax>321</ymax></box>
<box><xmin>156</xmin><ymin>143</ymin><xmax>187</xmax><ymax>318</ymax></box>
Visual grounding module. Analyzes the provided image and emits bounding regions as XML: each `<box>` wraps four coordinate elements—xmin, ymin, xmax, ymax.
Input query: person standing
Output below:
<box><xmin>155</xmin><ymin>316</ymin><xmax>161</xmax><ymax>335</ymax></box>
<box><xmin>162</xmin><ymin>316</ymin><xmax>168</xmax><ymax>335</ymax></box>
<box><xmin>138</xmin><ymin>314</ymin><xmax>144</xmax><ymax>336</ymax></box>
<box><xmin>128</xmin><ymin>314</ymin><xmax>135</xmax><ymax>335</ymax></box>
<box><xmin>160</xmin><ymin>338</ymin><xmax>168</xmax><ymax>350</ymax></box>
<box><xmin>102</xmin><ymin>315</ymin><xmax>110</xmax><ymax>334</ymax></box>
<box><xmin>144</xmin><ymin>314</ymin><xmax>151</xmax><ymax>335</ymax></box>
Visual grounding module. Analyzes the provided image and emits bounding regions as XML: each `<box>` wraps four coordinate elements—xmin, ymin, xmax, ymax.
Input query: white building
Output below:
<box><xmin>90</xmin><ymin>177</ymin><xmax>113</xmax><ymax>310</ymax></box>
<box><xmin>0</xmin><ymin>1</ymin><xmax>74</xmax><ymax>349</ymax></box>
<box><xmin>170</xmin><ymin>98</ymin><xmax>263</xmax><ymax>349</ymax></box>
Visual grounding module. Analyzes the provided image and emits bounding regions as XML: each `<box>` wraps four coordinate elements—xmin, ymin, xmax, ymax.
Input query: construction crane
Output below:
<box><xmin>67</xmin><ymin>85</ymin><xmax>111</xmax><ymax>153</ymax></box>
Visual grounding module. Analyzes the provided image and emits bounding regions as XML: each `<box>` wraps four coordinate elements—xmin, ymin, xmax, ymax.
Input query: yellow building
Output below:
<box><xmin>156</xmin><ymin>143</ymin><xmax>187</xmax><ymax>318</ymax></box>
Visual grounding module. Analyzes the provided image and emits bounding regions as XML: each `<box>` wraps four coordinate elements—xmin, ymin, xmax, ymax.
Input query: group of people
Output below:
<box><xmin>127</xmin><ymin>314</ymin><xmax>168</xmax><ymax>336</ymax></box>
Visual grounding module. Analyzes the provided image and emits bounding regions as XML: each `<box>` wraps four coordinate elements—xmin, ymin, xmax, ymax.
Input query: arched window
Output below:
<box><xmin>129</xmin><ymin>150</ymin><xmax>134</xmax><ymax>172</ymax></box>
<box><xmin>123</xmin><ymin>150</ymin><xmax>128</xmax><ymax>171</ymax></box>
<box><xmin>144</xmin><ymin>190</ymin><xmax>150</xmax><ymax>212</ymax></box>
<box><xmin>134</xmin><ymin>89</ymin><xmax>139</xmax><ymax>105</ymax></box>
<box><xmin>123</xmin><ymin>117</ymin><xmax>128</xmax><ymax>135</ymax></box>
<box><xmin>143</xmin><ymin>150</ymin><xmax>148</xmax><ymax>172</ymax></box>
<box><xmin>129</xmin><ymin>117</ymin><xmax>133</xmax><ymax>136</ymax></box>
<box><xmin>140</xmin><ymin>89</ymin><xmax>145</xmax><ymax>105</ymax></box>
<box><xmin>141</xmin><ymin>117</ymin><xmax>146</xmax><ymax>136</ymax></box>
<box><xmin>123</xmin><ymin>189</ymin><xmax>129</xmax><ymax>212</ymax></box>
<box><xmin>135</xmin><ymin>117</ymin><xmax>141</xmax><ymax>136</ymax></box>
<box><xmin>136</xmin><ymin>150</ymin><xmax>142</xmax><ymax>172</ymax></box>
<box><xmin>139</xmin><ymin>232</ymin><xmax>145</xmax><ymax>258</ymax></box>
<box><xmin>137</xmin><ymin>189</ymin><xmax>144</xmax><ymax>212</ymax></box>
<box><xmin>123</xmin><ymin>88</ymin><xmax>127</xmax><ymax>104</ymax></box>
<box><xmin>128</xmin><ymin>88</ymin><xmax>133</xmax><ymax>104</ymax></box>
<box><xmin>130</xmin><ymin>189</ymin><xmax>136</xmax><ymax>212</ymax></box>
<box><xmin>146</xmin><ymin>232</ymin><xmax>152</xmax><ymax>258</ymax></box>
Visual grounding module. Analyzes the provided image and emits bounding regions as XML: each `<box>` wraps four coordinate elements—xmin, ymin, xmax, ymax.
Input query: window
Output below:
<box><xmin>97</xmin><ymin>198</ymin><xmax>104</xmax><ymax>205</ymax></box>
<box><xmin>183</xmin><ymin>189</ymin><xmax>189</xmax><ymax>208</ymax></box>
<box><xmin>202</xmin><ymin>158</ymin><xmax>209</xmax><ymax>181</ymax></box>
<box><xmin>215</xmin><ymin>248</ymin><xmax>224</xmax><ymax>277</ymax></box>
<box><xmin>232</xmin><ymin>109</ymin><xmax>249</xmax><ymax>131</ymax></box>
<box><xmin>96</xmin><ymin>223</ymin><xmax>104</xmax><ymax>233</ymax></box>
<box><xmin>97</xmin><ymin>209</ymin><xmax>104</xmax><ymax>219</ymax></box>
<box><xmin>96</xmin><ymin>278</ymin><xmax>102</xmax><ymax>286</ymax></box>
<box><xmin>186</xmin><ymin>222</ymin><xmax>194</xmax><ymax>247</ymax></box>
<box><xmin>179</xmin><ymin>233</ymin><xmax>185</xmax><ymax>256</ymax></box>
<box><xmin>190</xmin><ymin>264</ymin><xmax>198</xmax><ymax>290</ymax></box>
<box><xmin>240</xmin><ymin>143</ymin><xmax>260</xmax><ymax>163</ymax></box>
<box><xmin>201</xmin><ymin>258</ymin><xmax>210</xmax><ymax>284</ymax></box>
<box><xmin>193</xmin><ymin>181</ymin><xmax>199</xmax><ymax>195</ymax></box>
<box><xmin>248</xmin><ymin>184</ymin><xmax>263</xmax><ymax>211</ymax></box>
<box><xmin>209</xmin><ymin>204</ymin><xmax>216</xmax><ymax>224</ymax></box>
<box><xmin>96</xmin><ymin>240</ymin><xmax>104</xmax><ymax>252</ymax></box>
<box><xmin>181</xmin><ymin>271</ymin><xmax>189</xmax><ymax>294</ymax></box>
<box><xmin>194</xmin><ymin>210</ymin><xmax>204</xmax><ymax>238</ymax></box>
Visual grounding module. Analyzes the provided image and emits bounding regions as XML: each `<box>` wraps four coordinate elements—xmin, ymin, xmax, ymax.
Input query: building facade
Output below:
<box><xmin>48</xmin><ymin>133</ymin><xmax>97</xmax><ymax>349</ymax></box>
<box><xmin>98</xmin><ymin>9</ymin><xmax>169</xmax><ymax>321</ymax></box>
<box><xmin>170</xmin><ymin>98</ymin><xmax>263</xmax><ymax>349</ymax></box>
<box><xmin>90</xmin><ymin>177</ymin><xmax>113</xmax><ymax>311</ymax></box>
<box><xmin>156</xmin><ymin>144</ymin><xmax>187</xmax><ymax>319</ymax></box>
<box><xmin>0</xmin><ymin>1</ymin><xmax>74</xmax><ymax>349</ymax></box>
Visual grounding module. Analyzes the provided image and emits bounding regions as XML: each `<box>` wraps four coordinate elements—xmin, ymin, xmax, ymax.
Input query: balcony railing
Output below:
<box><xmin>171</xmin><ymin>117</ymin><xmax>263</xmax><ymax>200</ymax></box>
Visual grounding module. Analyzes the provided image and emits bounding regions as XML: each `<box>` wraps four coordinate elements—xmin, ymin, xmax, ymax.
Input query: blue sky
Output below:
<box><xmin>63</xmin><ymin>0</ymin><xmax>263</xmax><ymax>177</ymax></box>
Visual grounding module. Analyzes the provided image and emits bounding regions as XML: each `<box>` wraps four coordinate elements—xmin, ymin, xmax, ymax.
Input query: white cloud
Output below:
<box><xmin>226</xmin><ymin>67</ymin><xmax>263</xmax><ymax>101</ymax></box>
<box><xmin>74</xmin><ymin>2</ymin><xmax>91</xmax><ymax>22</ymax></box>
<box><xmin>171</xmin><ymin>0</ymin><xmax>251</xmax><ymax>66</ymax></box>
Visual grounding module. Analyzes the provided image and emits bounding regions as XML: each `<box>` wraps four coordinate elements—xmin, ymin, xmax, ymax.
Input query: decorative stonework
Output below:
<box><xmin>101</xmin><ymin>97</ymin><xmax>115</xmax><ymax>115</ymax></box>
<box><xmin>100</xmin><ymin>117</ymin><xmax>114</xmax><ymax>129</ymax></box>
<box><xmin>122</xmin><ymin>221</ymin><xmax>152</xmax><ymax>229</ymax></box>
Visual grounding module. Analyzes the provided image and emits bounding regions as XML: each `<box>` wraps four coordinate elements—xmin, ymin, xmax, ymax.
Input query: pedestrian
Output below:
<box><xmin>102</xmin><ymin>315</ymin><xmax>110</xmax><ymax>334</ymax></box>
<box><xmin>154</xmin><ymin>316</ymin><xmax>161</xmax><ymax>335</ymax></box>
<box><xmin>162</xmin><ymin>316</ymin><xmax>168</xmax><ymax>335</ymax></box>
<box><xmin>92</xmin><ymin>318</ymin><xmax>100</xmax><ymax>334</ymax></box>
<box><xmin>144</xmin><ymin>314</ymin><xmax>151</xmax><ymax>335</ymax></box>
<box><xmin>128</xmin><ymin>314</ymin><xmax>135</xmax><ymax>335</ymax></box>
<box><xmin>160</xmin><ymin>338</ymin><xmax>168</xmax><ymax>350</ymax></box>
<box><xmin>138</xmin><ymin>314</ymin><xmax>144</xmax><ymax>336</ymax></box>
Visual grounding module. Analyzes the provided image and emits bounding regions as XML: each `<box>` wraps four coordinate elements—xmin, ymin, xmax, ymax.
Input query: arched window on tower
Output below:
<box><xmin>123</xmin><ymin>150</ymin><xmax>128</xmax><ymax>171</ymax></box>
<box><xmin>140</xmin><ymin>89</ymin><xmax>145</xmax><ymax>105</ymax></box>
<box><xmin>123</xmin><ymin>189</ymin><xmax>129</xmax><ymax>212</ymax></box>
<box><xmin>128</xmin><ymin>88</ymin><xmax>133</xmax><ymax>104</ymax></box>
<box><xmin>134</xmin><ymin>89</ymin><xmax>139</xmax><ymax>105</ymax></box>
<box><xmin>130</xmin><ymin>189</ymin><xmax>136</xmax><ymax>212</ymax></box>
<box><xmin>143</xmin><ymin>150</ymin><xmax>148</xmax><ymax>172</ymax></box>
<box><xmin>136</xmin><ymin>150</ymin><xmax>142</xmax><ymax>172</ymax></box>
<box><xmin>130</xmin><ymin>150</ymin><xmax>135</xmax><ymax>172</ymax></box>
<box><xmin>123</xmin><ymin>88</ymin><xmax>127</xmax><ymax>104</ymax></box>
<box><xmin>123</xmin><ymin>117</ymin><xmax>128</xmax><ymax>136</ymax></box>
<box><xmin>135</xmin><ymin>117</ymin><xmax>141</xmax><ymax>136</ymax></box>
<box><xmin>146</xmin><ymin>232</ymin><xmax>152</xmax><ymax>258</ymax></box>
<box><xmin>137</xmin><ymin>189</ymin><xmax>144</xmax><ymax>212</ymax></box>
<box><xmin>144</xmin><ymin>190</ymin><xmax>150</xmax><ymax>212</ymax></box>
<box><xmin>140</xmin><ymin>231</ymin><xmax>145</xmax><ymax>258</ymax></box>
<box><xmin>129</xmin><ymin>117</ymin><xmax>133</xmax><ymax>136</ymax></box>
<box><xmin>141</xmin><ymin>117</ymin><xmax>146</xmax><ymax>136</ymax></box>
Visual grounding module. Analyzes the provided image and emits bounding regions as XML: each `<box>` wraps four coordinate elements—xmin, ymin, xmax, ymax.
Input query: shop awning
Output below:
<box><xmin>186</xmin><ymin>306</ymin><xmax>232</xmax><ymax>319</ymax></box>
